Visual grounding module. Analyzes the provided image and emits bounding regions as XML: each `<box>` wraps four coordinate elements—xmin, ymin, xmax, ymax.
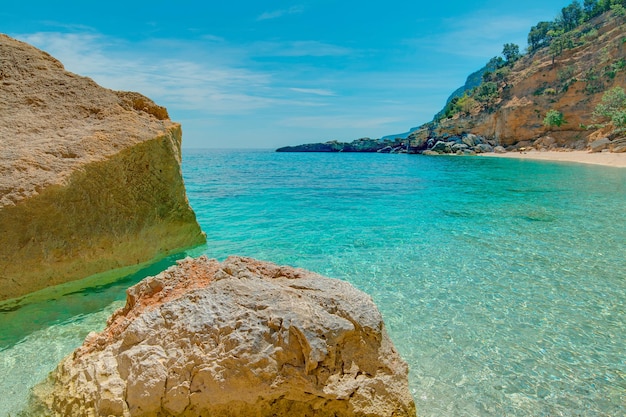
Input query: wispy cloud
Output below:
<box><xmin>250</xmin><ymin>40</ymin><xmax>352</xmax><ymax>57</ymax></box>
<box><xmin>278</xmin><ymin>115</ymin><xmax>404</xmax><ymax>130</ymax></box>
<box><xmin>257</xmin><ymin>5</ymin><xmax>304</xmax><ymax>21</ymax></box>
<box><xmin>15</xmin><ymin>32</ymin><xmax>278</xmax><ymax>114</ymax></box>
<box><xmin>12</xmin><ymin>30</ymin><xmax>435</xmax><ymax>147</ymax></box>
<box><xmin>37</xmin><ymin>21</ymin><xmax>96</xmax><ymax>32</ymax></box>
<box><xmin>415</xmin><ymin>10</ymin><xmax>539</xmax><ymax>59</ymax></box>
<box><xmin>18</xmin><ymin>32</ymin><xmax>122</xmax><ymax>76</ymax></box>
<box><xmin>200</xmin><ymin>34</ymin><xmax>226</xmax><ymax>42</ymax></box>
<box><xmin>289</xmin><ymin>87</ymin><xmax>336</xmax><ymax>96</ymax></box>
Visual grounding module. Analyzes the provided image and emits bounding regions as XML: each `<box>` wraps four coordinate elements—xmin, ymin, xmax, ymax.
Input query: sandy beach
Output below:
<box><xmin>480</xmin><ymin>150</ymin><xmax>626</xmax><ymax>168</ymax></box>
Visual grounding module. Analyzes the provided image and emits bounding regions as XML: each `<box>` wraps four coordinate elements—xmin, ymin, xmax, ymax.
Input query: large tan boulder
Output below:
<box><xmin>0</xmin><ymin>34</ymin><xmax>205</xmax><ymax>302</ymax></box>
<box><xmin>31</xmin><ymin>256</ymin><xmax>416</xmax><ymax>417</ymax></box>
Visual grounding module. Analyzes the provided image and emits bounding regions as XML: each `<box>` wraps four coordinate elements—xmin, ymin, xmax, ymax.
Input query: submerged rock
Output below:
<box><xmin>0</xmin><ymin>34</ymin><xmax>205</xmax><ymax>302</ymax></box>
<box><xmin>32</xmin><ymin>256</ymin><xmax>416</xmax><ymax>417</ymax></box>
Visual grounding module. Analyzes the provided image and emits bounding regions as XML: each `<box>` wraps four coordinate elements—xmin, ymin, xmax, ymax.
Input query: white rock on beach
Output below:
<box><xmin>32</xmin><ymin>256</ymin><xmax>417</xmax><ymax>417</ymax></box>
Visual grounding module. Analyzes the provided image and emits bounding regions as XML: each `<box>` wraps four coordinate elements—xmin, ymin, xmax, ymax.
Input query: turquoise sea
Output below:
<box><xmin>1</xmin><ymin>149</ymin><xmax>625</xmax><ymax>416</ymax></box>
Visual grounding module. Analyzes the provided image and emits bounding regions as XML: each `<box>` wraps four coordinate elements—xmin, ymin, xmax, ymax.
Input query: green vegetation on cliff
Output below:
<box><xmin>594</xmin><ymin>86</ymin><xmax>626</xmax><ymax>127</ymax></box>
<box><xmin>529</xmin><ymin>0</ymin><xmax>626</xmax><ymax>54</ymax></box>
<box><xmin>419</xmin><ymin>1</ymin><xmax>626</xmax><ymax>151</ymax></box>
<box><xmin>544</xmin><ymin>109</ymin><xmax>567</xmax><ymax>128</ymax></box>
<box><xmin>439</xmin><ymin>0</ymin><xmax>626</xmax><ymax>120</ymax></box>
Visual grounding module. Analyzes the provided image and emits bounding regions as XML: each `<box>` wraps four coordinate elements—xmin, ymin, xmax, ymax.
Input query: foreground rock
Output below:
<box><xmin>32</xmin><ymin>256</ymin><xmax>416</xmax><ymax>417</ymax></box>
<box><xmin>0</xmin><ymin>34</ymin><xmax>205</xmax><ymax>302</ymax></box>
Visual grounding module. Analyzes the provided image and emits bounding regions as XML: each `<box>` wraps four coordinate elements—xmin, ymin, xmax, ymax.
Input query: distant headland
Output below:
<box><xmin>278</xmin><ymin>4</ymin><xmax>626</xmax><ymax>157</ymax></box>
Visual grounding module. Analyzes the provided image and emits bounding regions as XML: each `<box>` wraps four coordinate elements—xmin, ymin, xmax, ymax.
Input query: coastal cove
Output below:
<box><xmin>1</xmin><ymin>149</ymin><xmax>625</xmax><ymax>416</ymax></box>
<box><xmin>3</xmin><ymin>0</ymin><xmax>626</xmax><ymax>414</ymax></box>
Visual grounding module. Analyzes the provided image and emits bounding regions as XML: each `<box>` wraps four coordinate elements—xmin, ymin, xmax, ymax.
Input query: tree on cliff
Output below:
<box><xmin>528</xmin><ymin>21</ymin><xmax>554</xmax><ymax>52</ymax></box>
<box><xmin>578</xmin><ymin>0</ymin><xmax>626</xmax><ymax>20</ymax></box>
<box><xmin>593</xmin><ymin>87</ymin><xmax>626</xmax><ymax>127</ymax></box>
<box><xmin>548</xmin><ymin>31</ymin><xmax>574</xmax><ymax>64</ymax></box>
<box><xmin>584</xmin><ymin>0</ymin><xmax>603</xmax><ymax>18</ymax></box>
<box><xmin>559</xmin><ymin>1</ymin><xmax>583</xmax><ymax>30</ymax></box>
<box><xmin>502</xmin><ymin>43</ymin><xmax>520</xmax><ymax>63</ymax></box>
<box><xmin>544</xmin><ymin>109</ymin><xmax>567</xmax><ymax>129</ymax></box>
<box><xmin>527</xmin><ymin>0</ymin><xmax>626</xmax><ymax>54</ymax></box>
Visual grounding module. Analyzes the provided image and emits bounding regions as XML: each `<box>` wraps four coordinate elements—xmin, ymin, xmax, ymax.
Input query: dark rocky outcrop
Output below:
<box><xmin>276</xmin><ymin>138</ymin><xmax>408</xmax><ymax>153</ymax></box>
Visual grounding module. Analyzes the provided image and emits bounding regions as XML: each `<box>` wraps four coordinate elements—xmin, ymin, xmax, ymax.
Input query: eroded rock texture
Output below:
<box><xmin>32</xmin><ymin>256</ymin><xmax>416</xmax><ymax>417</ymax></box>
<box><xmin>0</xmin><ymin>34</ymin><xmax>205</xmax><ymax>301</ymax></box>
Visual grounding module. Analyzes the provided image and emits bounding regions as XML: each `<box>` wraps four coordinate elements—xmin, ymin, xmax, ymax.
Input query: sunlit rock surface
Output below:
<box><xmin>32</xmin><ymin>256</ymin><xmax>416</xmax><ymax>417</ymax></box>
<box><xmin>0</xmin><ymin>34</ymin><xmax>205</xmax><ymax>301</ymax></box>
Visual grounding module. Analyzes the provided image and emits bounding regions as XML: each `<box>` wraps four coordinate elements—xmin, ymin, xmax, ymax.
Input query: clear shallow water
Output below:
<box><xmin>1</xmin><ymin>149</ymin><xmax>625</xmax><ymax>416</ymax></box>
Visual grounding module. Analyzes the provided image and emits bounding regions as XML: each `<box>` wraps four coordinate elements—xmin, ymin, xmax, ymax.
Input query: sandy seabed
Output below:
<box><xmin>480</xmin><ymin>150</ymin><xmax>626</xmax><ymax>168</ymax></box>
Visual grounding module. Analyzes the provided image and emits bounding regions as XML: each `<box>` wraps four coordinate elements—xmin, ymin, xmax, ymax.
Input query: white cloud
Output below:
<box><xmin>200</xmin><ymin>34</ymin><xmax>226</xmax><ymax>42</ymax></box>
<box><xmin>14</xmin><ymin>32</ymin><xmax>356</xmax><ymax>113</ymax></box>
<box><xmin>250</xmin><ymin>40</ymin><xmax>352</xmax><ymax>57</ymax></box>
<box><xmin>14</xmin><ymin>32</ymin><xmax>278</xmax><ymax>114</ymax></box>
<box><xmin>17</xmin><ymin>32</ymin><xmax>117</xmax><ymax>74</ymax></box>
<box><xmin>11</xmin><ymin>30</ymin><xmax>438</xmax><ymax>147</ymax></box>
<box><xmin>257</xmin><ymin>5</ymin><xmax>304</xmax><ymax>21</ymax></box>
<box><xmin>278</xmin><ymin>115</ymin><xmax>404</xmax><ymax>130</ymax></box>
<box><xmin>415</xmin><ymin>10</ymin><xmax>540</xmax><ymax>59</ymax></box>
<box><xmin>289</xmin><ymin>88</ymin><xmax>336</xmax><ymax>96</ymax></box>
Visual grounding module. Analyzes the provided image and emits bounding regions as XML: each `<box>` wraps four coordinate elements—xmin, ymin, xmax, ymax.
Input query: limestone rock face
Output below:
<box><xmin>411</xmin><ymin>12</ymin><xmax>626</xmax><ymax>151</ymax></box>
<box><xmin>32</xmin><ymin>256</ymin><xmax>416</xmax><ymax>417</ymax></box>
<box><xmin>0</xmin><ymin>34</ymin><xmax>205</xmax><ymax>301</ymax></box>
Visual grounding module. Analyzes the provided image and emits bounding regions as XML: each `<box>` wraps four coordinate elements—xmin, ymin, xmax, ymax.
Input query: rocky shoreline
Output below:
<box><xmin>275</xmin><ymin>132</ymin><xmax>625</xmax><ymax>156</ymax></box>
<box><xmin>278</xmin><ymin>11</ymin><xmax>626</xmax><ymax>159</ymax></box>
<box><xmin>276</xmin><ymin>137</ymin><xmax>409</xmax><ymax>153</ymax></box>
<box><xmin>413</xmin><ymin>133</ymin><xmax>626</xmax><ymax>155</ymax></box>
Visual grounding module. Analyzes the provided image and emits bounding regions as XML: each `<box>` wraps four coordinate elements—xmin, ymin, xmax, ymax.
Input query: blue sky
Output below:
<box><xmin>4</xmin><ymin>1</ymin><xmax>570</xmax><ymax>148</ymax></box>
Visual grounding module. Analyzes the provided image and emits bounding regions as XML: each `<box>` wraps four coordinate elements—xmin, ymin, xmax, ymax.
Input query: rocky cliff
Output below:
<box><xmin>31</xmin><ymin>256</ymin><xmax>416</xmax><ymax>417</ymax></box>
<box><xmin>275</xmin><ymin>11</ymin><xmax>626</xmax><ymax>155</ymax></box>
<box><xmin>0</xmin><ymin>34</ymin><xmax>206</xmax><ymax>302</ymax></box>
<box><xmin>410</xmin><ymin>11</ymin><xmax>626</xmax><ymax>151</ymax></box>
